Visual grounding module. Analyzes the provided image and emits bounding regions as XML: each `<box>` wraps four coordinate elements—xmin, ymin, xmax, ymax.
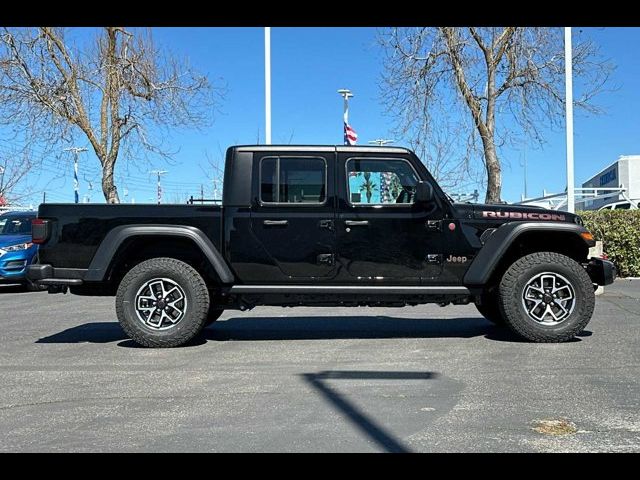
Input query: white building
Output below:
<box><xmin>581</xmin><ymin>155</ymin><xmax>640</xmax><ymax>210</ymax></box>
<box><xmin>515</xmin><ymin>155</ymin><xmax>640</xmax><ymax>211</ymax></box>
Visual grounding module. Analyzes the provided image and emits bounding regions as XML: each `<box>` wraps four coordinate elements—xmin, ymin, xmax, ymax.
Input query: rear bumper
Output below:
<box><xmin>26</xmin><ymin>264</ymin><xmax>86</xmax><ymax>286</ymax></box>
<box><xmin>586</xmin><ymin>257</ymin><xmax>616</xmax><ymax>286</ymax></box>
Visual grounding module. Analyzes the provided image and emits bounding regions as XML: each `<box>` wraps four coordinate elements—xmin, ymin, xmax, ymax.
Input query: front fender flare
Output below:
<box><xmin>463</xmin><ymin>221</ymin><xmax>593</xmax><ymax>286</ymax></box>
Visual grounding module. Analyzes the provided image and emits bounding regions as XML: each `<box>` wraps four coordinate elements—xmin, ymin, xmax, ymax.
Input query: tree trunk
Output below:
<box><xmin>482</xmin><ymin>136</ymin><xmax>501</xmax><ymax>203</ymax></box>
<box><xmin>101</xmin><ymin>164</ymin><xmax>120</xmax><ymax>204</ymax></box>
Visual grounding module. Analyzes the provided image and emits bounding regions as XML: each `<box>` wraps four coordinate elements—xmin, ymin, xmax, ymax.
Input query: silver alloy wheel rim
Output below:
<box><xmin>134</xmin><ymin>278</ymin><xmax>188</xmax><ymax>330</ymax></box>
<box><xmin>521</xmin><ymin>272</ymin><xmax>576</xmax><ymax>326</ymax></box>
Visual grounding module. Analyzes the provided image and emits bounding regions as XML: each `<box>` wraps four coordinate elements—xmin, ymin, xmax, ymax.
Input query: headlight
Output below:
<box><xmin>2</xmin><ymin>242</ymin><xmax>33</xmax><ymax>252</ymax></box>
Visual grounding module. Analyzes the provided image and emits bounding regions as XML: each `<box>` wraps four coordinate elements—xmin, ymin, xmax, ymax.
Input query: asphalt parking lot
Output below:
<box><xmin>0</xmin><ymin>280</ymin><xmax>639</xmax><ymax>452</ymax></box>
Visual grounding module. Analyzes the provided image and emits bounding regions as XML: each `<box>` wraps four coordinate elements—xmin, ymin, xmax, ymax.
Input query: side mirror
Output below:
<box><xmin>415</xmin><ymin>181</ymin><xmax>434</xmax><ymax>204</ymax></box>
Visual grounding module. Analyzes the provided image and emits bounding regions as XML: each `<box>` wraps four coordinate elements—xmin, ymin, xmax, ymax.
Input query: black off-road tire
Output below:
<box><xmin>475</xmin><ymin>291</ymin><xmax>505</xmax><ymax>325</ymax></box>
<box><xmin>206</xmin><ymin>307</ymin><xmax>224</xmax><ymax>326</ymax></box>
<box><xmin>498</xmin><ymin>252</ymin><xmax>595</xmax><ymax>343</ymax></box>
<box><xmin>115</xmin><ymin>257</ymin><xmax>210</xmax><ymax>348</ymax></box>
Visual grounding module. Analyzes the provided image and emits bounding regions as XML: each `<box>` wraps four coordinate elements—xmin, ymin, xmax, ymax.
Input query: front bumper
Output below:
<box><xmin>586</xmin><ymin>257</ymin><xmax>616</xmax><ymax>286</ymax></box>
<box><xmin>0</xmin><ymin>251</ymin><xmax>34</xmax><ymax>282</ymax></box>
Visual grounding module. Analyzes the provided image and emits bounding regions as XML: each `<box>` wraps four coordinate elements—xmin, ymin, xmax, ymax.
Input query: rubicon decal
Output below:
<box><xmin>481</xmin><ymin>211</ymin><xmax>566</xmax><ymax>221</ymax></box>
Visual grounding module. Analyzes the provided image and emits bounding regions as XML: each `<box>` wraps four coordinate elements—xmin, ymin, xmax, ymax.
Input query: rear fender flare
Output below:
<box><xmin>84</xmin><ymin>225</ymin><xmax>234</xmax><ymax>284</ymax></box>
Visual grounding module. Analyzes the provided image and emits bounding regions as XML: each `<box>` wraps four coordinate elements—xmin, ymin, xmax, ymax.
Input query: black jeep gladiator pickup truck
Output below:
<box><xmin>27</xmin><ymin>145</ymin><xmax>616</xmax><ymax>347</ymax></box>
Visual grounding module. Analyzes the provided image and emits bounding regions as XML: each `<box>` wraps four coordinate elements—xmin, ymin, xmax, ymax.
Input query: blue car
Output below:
<box><xmin>0</xmin><ymin>211</ymin><xmax>39</xmax><ymax>290</ymax></box>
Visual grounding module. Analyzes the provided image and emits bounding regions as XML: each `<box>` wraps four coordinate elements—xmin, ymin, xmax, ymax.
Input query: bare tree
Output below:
<box><xmin>0</xmin><ymin>27</ymin><xmax>220</xmax><ymax>203</ymax></box>
<box><xmin>201</xmin><ymin>145</ymin><xmax>226</xmax><ymax>201</ymax></box>
<box><xmin>0</xmin><ymin>144</ymin><xmax>38</xmax><ymax>205</ymax></box>
<box><xmin>380</xmin><ymin>27</ymin><xmax>613</xmax><ymax>203</ymax></box>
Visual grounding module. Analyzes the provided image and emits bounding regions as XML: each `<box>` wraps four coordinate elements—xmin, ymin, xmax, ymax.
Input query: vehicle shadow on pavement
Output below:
<box><xmin>35</xmin><ymin>318</ymin><xmax>593</xmax><ymax>346</ymax></box>
<box><xmin>206</xmin><ymin>315</ymin><xmax>497</xmax><ymax>341</ymax></box>
<box><xmin>36</xmin><ymin>322</ymin><xmax>128</xmax><ymax>344</ymax></box>
<box><xmin>0</xmin><ymin>285</ymin><xmax>32</xmax><ymax>294</ymax></box>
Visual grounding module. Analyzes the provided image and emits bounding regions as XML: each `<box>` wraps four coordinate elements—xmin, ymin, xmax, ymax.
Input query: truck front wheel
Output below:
<box><xmin>498</xmin><ymin>252</ymin><xmax>595</xmax><ymax>343</ymax></box>
<box><xmin>115</xmin><ymin>257</ymin><xmax>210</xmax><ymax>347</ymax></box>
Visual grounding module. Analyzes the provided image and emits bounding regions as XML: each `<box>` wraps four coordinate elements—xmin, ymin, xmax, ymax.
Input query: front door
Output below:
<box><xmin>249</xmin><ymin>152</ymin><xmax>336</xmax><ymax>281</ymax></box>
<box><xmin>336</xmin><ymin>154</ymin><xmax>443</xmax><ymax>283</ymax></box>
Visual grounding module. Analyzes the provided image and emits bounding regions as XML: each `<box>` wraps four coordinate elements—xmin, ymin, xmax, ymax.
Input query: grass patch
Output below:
<box><xmin>532</xmin><ymin>419</ymin><xmax>578</xmax><ymax>436</ymax></box>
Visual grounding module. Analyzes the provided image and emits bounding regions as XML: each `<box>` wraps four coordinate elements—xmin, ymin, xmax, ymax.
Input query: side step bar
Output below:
<box><xmin>229</xmin><ymin>285</ymin><xmax>470</xmax><ymax>295</ymax></box>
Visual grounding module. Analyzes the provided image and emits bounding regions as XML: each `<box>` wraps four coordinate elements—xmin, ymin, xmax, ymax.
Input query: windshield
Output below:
<box><xmin>0</xmin><ymin>216</ymin><xmax>33</xmax><ymax>235</ymax></box>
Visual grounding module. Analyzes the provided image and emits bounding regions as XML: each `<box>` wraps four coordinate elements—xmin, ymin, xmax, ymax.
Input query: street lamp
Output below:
<box><xmin>368</xmin><ymin>139</ymin><xmax>394</xmax><ymax>146</ymax></box>
<box><xmin>265</xmin><ymin>27</ymin><xmax>272</xmax><ymax>145</ymax></box>
<box><xmin>564</xmin><ymin>27</ymin><xmax>575</xmax><ymax>213</ymax></box>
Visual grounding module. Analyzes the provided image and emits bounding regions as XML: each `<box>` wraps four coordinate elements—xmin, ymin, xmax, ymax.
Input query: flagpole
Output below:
<box><xmin>565</xmin><ymin>26</ymin><xmax>575</xmax><ymax>213</ymax></box>
<box><xmin>265</xmin><ymin>27</ymin><xmax>272</xmax><ymax>145</ymax></box>
<box><xmin>337</xmin><ymin>89</ymin><xmax>354</xmax><ymax>145</ymax></box>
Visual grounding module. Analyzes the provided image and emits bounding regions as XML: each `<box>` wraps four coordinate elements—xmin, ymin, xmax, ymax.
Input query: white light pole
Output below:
<box><xmin>64</xmin><ymin>147</ymin><xmax>87</xmax><ymax>204</ymax></box>
<box><xmin>265</xmin><ymin>27</ymin><xmax>272</xmax><ymax>145</ymax></box>
<box><xmin>150</xmin><ymin>170</ymin><xmax>168</xmax><ymax>205</ymax></box>
<box><xmin>338</xmin><ymin>89</ymin><xmax>353</xmax><ymax>144</ymax></box>
<box><xmin>565</xmin><ymin>27</ymin><xmax>575</xmax><ymax>213</ymax></box>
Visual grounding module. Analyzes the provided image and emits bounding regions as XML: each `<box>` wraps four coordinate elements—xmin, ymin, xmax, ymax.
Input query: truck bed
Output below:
<box><xmin>37</xmin><ymin>203</ymin><xmax>223</xmax><ymax>269</ymax></box>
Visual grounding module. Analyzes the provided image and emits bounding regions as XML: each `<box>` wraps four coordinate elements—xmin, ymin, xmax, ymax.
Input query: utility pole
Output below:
<box><xmin>150</xmin><ymin>170</ymin><xmax>168</xmax><ymax>205</ymax></box>
<box><xmin>337</xmin><ymin>89</ymin><xmax>354</xmax><ymax>145</ymax></box>
<box><xmin>368</xmin><ymin>139</ymin><xmax>394</xmax><ymax>146</ymax></box>
<box><xmin>264</xmin><ymin>27</ymin><xmax>272</xmax><ymax>145</ymax></box>
<box><xmin>64</xmin><ymin>147</ymin><xmax>87</xmax><ymax>204</ymax></box>
<box><xmin>42</xmin><ymin>192</ymin><xmax>46</xmax><ymax>204</ymax></box>
<box><xmin>200</xmin><ymin>184</ymin><xmax>204</xmax><ymax>204</ymax></box>
<box><xmin>83</xmin><ymin>175</ymin><xmax>94</xmax><ymax>203</ymax></box>
<box><xmin>213</xmin><ymin>177</ymin><xmax>220</xmax><ymax>204</ymax></box>
<box><xmin>565</xmin><ymin>27</ymin><xmax>575</xmax><ymax>213</ymax></box>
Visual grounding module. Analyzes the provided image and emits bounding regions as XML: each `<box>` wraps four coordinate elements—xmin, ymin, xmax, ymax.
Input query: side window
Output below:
<box><xmin>260</xmin><ymin>157</ymin><xmax>326</xmax><ymax>204</ymax></box>
<box><xmin>346</xmin><ymin>158</ymin><xmax>419</xmax><ymax>205</ymax></box>
<box><xmin>615</xmin><ymin>203</ymin><xmax>631</xmax><ymax>210</ymax></box>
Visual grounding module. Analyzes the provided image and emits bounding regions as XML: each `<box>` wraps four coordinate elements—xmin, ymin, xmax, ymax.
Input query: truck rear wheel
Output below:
<box><xmin>475</xmin><ymin>291</ymin><xmax>505</xmax><ymax>325</ymax></box>
<box><xmin>115</xmin><ymin>257</ymin><xmax>210</xmax><ymax>347</ymax></box>
<box><xmin>498</xmin><ymin>252</ymin><xmax>595</xmax><ymax>343</ymax></box>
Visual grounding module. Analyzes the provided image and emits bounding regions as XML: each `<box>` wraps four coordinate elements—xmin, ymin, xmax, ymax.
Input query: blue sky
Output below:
<box><xmin>12</xmin><ymin>27</ymin><xmax>640</xmax><ymax>206</ymax></box>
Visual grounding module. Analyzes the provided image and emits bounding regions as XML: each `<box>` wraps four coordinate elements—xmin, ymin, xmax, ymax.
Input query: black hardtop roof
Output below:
<box><xmin>230</xmin><ymin>145</ymin><xmax>414</xmax><ymax>155</ymax></box>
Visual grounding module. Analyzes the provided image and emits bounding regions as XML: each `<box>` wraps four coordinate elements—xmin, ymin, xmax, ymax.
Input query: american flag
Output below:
<box><xmin>344</xmin><ymin>122</ymin><xmax>358</xmax><ymax>145</ymax></box>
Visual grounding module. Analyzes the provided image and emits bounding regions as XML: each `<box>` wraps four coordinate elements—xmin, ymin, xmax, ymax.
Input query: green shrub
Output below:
<box><xmin>580</xmin><ymin>210</ymin><xmax>640</xmax><ymax>278</ymax></box>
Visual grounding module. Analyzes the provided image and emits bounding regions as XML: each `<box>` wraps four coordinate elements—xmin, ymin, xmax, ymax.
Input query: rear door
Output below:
<box><xmin>249</xmin><ymin>151</ymin><xmax>337</xmax><ymax>281</ymax></box>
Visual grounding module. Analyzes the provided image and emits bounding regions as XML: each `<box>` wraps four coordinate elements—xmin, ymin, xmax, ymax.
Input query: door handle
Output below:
<box><xmin>319</xmin><ymin>219</ymin><xmax>334</xmax><ymax>231</ymax></box>
<box><xmin>263</xmin><ymin>220</ymin><xmax>289</xmax><ymax>226</ymax></box>
<box><xmin>344</xmin><ymin>220</ymin><xmax>369</xmax><ymax>226</ymax></box>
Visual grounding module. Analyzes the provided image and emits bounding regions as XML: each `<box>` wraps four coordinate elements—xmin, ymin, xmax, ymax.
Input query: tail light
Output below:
<box><xmin>31</xmin><ymin>218</ymin><xmax>50</xmax><ymax>244</ymax></box>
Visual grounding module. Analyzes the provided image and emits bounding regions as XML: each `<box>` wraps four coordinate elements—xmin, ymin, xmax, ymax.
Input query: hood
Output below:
<box><xmin>455</xmin><ymin>203</ymin><xmax>581</xmax><ymax>224</ymax></box>
<box><xmin>0</xmin><ymin>235</ymin><xmax>32</xmax><ymax>248</ymax></box>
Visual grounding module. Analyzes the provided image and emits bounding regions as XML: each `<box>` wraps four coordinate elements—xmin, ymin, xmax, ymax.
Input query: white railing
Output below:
<box><xmin>515</xmin><ymin>186</ymin><xmax>638</xmax><ymax>210</ymax></box>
